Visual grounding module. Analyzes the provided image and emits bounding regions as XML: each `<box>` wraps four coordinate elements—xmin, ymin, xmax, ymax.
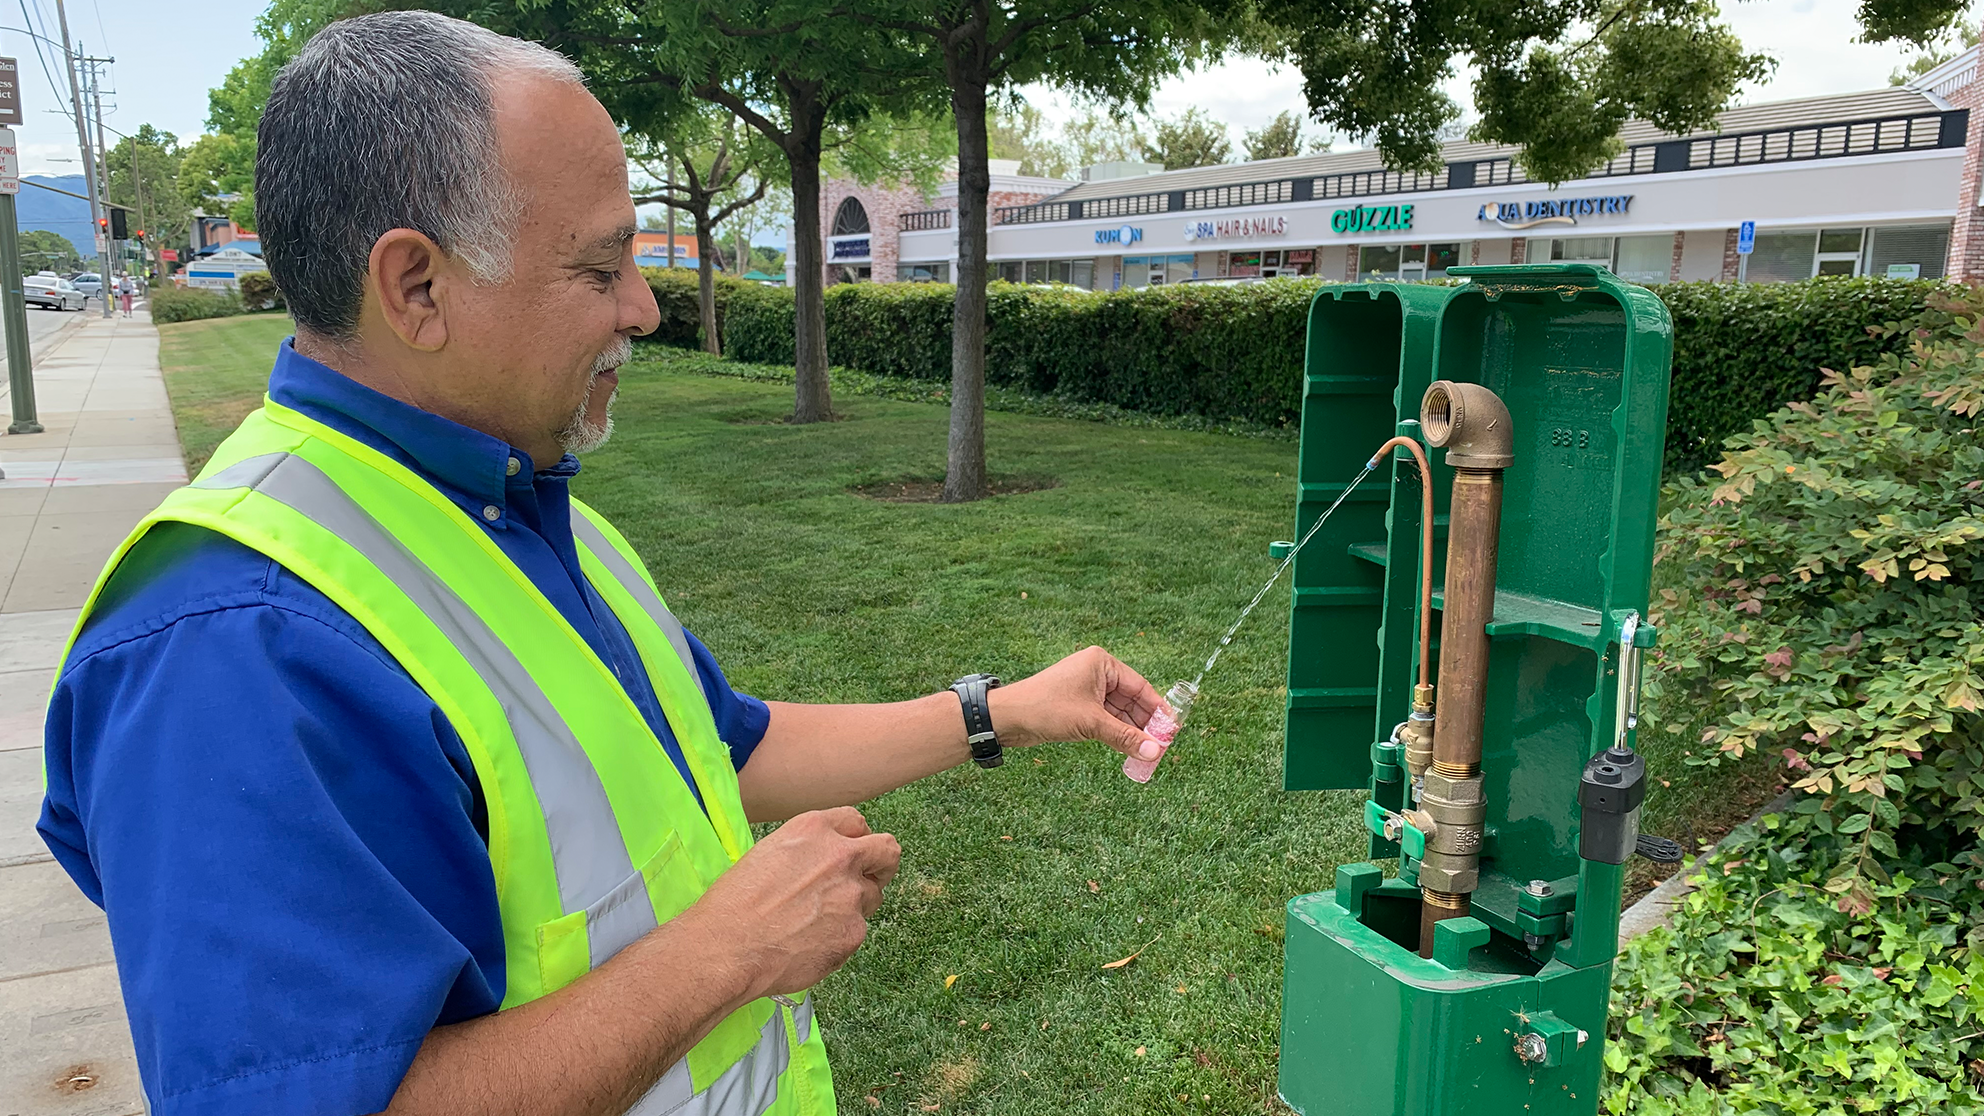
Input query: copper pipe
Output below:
<box><xmin>1368</xmin><ymin>436</ymin><xmax>1435</xmax><ymax>691</ymax></box>
<box><xmin>1429</xmin><ymin>467</ymin><xmax>1502</xmax><ymax>778</ymax></box>
<box><xmin>1415</xmin><ymin>381</ymin><xmax>1513</xmax><ymax>958</ymax></box>
<box><xmin>1418</xmin><ymin>890</ymin><xmax>1470</xmax><ymax>959</ymax></box>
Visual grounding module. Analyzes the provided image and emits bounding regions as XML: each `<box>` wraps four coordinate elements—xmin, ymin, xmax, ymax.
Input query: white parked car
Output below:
<box><xmin>24</xmin><ymin>275</ymin><xmax>85</xmax><ymax>311</ymax></box>
<box><xmin>69</xmin><ymin>272</ymin><xmax>102</xmax><ymax>297</ymax></box>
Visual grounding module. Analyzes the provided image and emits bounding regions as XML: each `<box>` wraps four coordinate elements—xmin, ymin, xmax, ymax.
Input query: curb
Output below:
<box><xmin>1617</xmin><ymin>788</ymin><xmax>1797</xmax><ymax>947</ymax></box>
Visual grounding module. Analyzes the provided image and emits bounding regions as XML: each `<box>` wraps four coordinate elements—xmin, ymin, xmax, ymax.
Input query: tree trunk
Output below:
<box><xmin>696</xmin><ymin>217</ymin><xmax>720</xmax><ymax>355</ymax></box>
<box><xmin>942</xmin><ymin>74</ymin><xmax>991</xmax><ymax>503</ymax></box>
<box><xmin>786</xmin><ymin>97</ymin><xmax>833</xmax><ymax>424</ymax></box>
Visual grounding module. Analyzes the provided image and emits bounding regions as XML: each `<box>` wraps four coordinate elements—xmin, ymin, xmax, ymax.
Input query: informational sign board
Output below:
<box><xmin>1737</xmin><ymin>220</ymin><xmax>1755</xmax><ymax>256</ymax></box>
<box><xmin>161</xmin><ymin>248</ymin><xmax>179</xmax><ymax>262</ymax></box>
<box><xmin>1887</xmin><ymin>262</ymin><xmax>1921</xmax><ymax>279</ymax></box>
<box><xmin>0</xmin><ymin>126</ymin><xmax>17</xmax><ymax>195</ymax></box>
<box><xmin>0</xmin><ymin>59</ymin><xmax>21</xmax><ymax>127</ymax></box>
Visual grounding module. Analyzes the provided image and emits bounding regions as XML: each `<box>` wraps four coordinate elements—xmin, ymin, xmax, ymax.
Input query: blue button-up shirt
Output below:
<box><xmin>38</xmin><ymin>341</ymin><xmax>769</xmax><ymax>1116</ymax></box>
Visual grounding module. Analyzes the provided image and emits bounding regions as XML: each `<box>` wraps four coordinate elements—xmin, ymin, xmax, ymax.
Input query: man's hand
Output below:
<box><xmin>990</xmin><ymin>646</ymin><xmax>1170</xmax><ymax>760</ymax></box>
<box><xmin>687</xmin><ymin>807</ymin><xmax>902</xmax><ymax>999</ymax></box>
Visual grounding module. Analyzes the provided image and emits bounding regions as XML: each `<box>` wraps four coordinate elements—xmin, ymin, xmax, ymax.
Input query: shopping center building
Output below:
<box><xmin>794</xmin><ymin>47</ymin><xmax>1984</xmax><ymax>289</ymax></box>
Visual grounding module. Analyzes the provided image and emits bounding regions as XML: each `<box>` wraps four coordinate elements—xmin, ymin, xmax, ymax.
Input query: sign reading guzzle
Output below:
<box><xmin>1332</xmin><ymin>204</ymin><xmax>1413</xmax><ymax>234</ymax></box>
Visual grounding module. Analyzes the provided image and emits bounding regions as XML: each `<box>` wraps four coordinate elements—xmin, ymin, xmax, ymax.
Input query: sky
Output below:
<box><xmin>0</xmin><ymin>0</ymin><xmax>1954</xmax><ymax>191</ymax></box>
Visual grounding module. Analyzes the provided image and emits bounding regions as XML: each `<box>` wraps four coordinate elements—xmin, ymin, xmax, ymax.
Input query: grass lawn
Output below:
<box><xmin>154</xmin><ymin>321</ymin><xmax>1780</xmax><ymax>1114</ymax></box>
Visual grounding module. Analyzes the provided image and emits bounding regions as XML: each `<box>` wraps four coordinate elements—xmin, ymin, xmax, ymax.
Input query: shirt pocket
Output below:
<box><xmin>535</xmin><ymin>831</ymin><xmax>695</xmax><ymax>994</ymax></box>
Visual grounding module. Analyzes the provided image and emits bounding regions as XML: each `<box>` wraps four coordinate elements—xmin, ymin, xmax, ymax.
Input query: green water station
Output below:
<box><xmin>1273</xmin><ymin>264</ymin><xmax>1674</xmax><ymax>1115</ymax></box>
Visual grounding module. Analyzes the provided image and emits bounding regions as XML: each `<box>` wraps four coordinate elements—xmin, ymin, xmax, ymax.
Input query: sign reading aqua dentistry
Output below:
<box><xmin>1331</xmin><ymin>204</ymin><xmax>1412</xmax><ymax>234</ymax></box>
<box><xmin>1095</xmin><ymin>225</ymin><xmax>1143</xmax><ymax>245</ymax></box>
<box><xmin>1182</xmin><ymin>215</ymin><xmax>1288</xmax><ymax>242</ymax></box>
<box><xmin>1477</xmin><ymin>194</ymin><xmax>1633</xmax><ymax>231</ymax></box>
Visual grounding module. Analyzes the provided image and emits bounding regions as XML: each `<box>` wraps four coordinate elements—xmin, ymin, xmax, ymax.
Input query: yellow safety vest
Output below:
<box><xmin>63</xmin><ymin>399</ymin><xmax>835</xmax><ymax>1115</ymax></box>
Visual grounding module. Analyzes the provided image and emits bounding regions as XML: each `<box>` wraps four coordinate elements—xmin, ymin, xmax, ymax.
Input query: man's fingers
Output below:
<box><xmin>1095</xmin><ymin>713</ymin><xmax>1164</xmax><ymax>761</ymax></box>
<box><xmin>818</xmin><ymin>806</ymin><xmax>872</xmax><ymax>839</ymax></box>
<box><xmin>849</xmin><ymin>831</ymin><xmax>902</xmax><ymax>885</ymax></box>
<box><xmin>1100</xmin><ymin>654</ymin><xmax>1166</xmax><ymax>726</ymax></box>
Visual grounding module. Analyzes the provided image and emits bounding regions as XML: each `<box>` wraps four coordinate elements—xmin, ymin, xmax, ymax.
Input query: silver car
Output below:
<box><xmin>24</xmin><ymin>275</ymin><xmax>85</xmax><ymax>310</ymax></box>
<box><xmin>69</xmin><ymin>272</ymin><xmax>102</xmax><ymax>297</ymax></box>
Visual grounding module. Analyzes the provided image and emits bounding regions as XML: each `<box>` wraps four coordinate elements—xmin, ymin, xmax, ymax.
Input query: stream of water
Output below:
<box><xmin>1189</xmin><ymin>462</ymin><xmax>1377</xmax><ymax>691</ymax></box>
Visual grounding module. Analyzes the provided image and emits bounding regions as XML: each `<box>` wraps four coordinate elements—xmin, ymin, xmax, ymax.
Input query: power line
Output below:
<box><xmin>16</xmin><ymin>0</ymin><xmax>73</xmax><ymax>118</ymax></box>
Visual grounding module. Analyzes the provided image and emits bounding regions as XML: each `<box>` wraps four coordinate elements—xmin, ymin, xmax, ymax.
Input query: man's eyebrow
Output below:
<box><xmin>581</xmin><ymin>224</ymin><xmax>638</xmax><ymax>257</ymax></box>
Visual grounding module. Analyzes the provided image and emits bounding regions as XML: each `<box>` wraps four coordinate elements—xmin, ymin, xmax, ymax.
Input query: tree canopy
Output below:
<box><xmin>1141</xmin><ymin>106</ymin><xmax>1232</xmax><ymax>169</ymax></box>
<box><xmin>1253</xmin><ymin>0</ymin><xmax>1970</xmax><ymax>183</ymax></box>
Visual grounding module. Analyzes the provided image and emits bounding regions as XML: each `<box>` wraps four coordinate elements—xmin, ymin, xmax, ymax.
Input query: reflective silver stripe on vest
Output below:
<box><xmin>195</xmin><ymin>453</ymin><xmax>658</xmax><ymax>967</ymax></box>
<box><xmin>568</xmin><ymin>510</ymin><xmax>712</xmax><ymax>706</ymax></box>
<box><xmin>629</xmin><ymin>996</ymin><xmax>814</xmax><ymax>1116</ymax></box>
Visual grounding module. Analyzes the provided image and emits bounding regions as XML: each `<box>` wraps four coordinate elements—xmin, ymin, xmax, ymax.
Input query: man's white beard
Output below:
<box><xmin>557</xmin><ymin>336</ymin><xmax>632</xmax><ymax>454</ymax></box>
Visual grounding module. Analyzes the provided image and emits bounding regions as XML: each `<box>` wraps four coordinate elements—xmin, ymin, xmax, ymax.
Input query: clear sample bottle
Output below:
<box><xmin>1123</xmin><ymin>680</ymin><xmax>1199</xmax><ymax>784</ymax></box>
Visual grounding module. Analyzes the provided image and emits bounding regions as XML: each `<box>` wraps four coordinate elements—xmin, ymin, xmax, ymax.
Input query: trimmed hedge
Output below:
<box><xmin>720</xmin><ymin>276</ymin><xmax>1952</xmax><ymax>469</ymax></box>
<box><xmin>642</xmin><ymin>266</ymin><xmax>751</xmax><ymax>350</ymax></box>
<box><xmin>150</xmin><ymin>286</ymin><xmax>246</xmax><ymax>325</ymax></box>
<box><xmin>1658</xmin><ymin>277</ymin><xmax>1949</xmax><ymax>474</ymax></box>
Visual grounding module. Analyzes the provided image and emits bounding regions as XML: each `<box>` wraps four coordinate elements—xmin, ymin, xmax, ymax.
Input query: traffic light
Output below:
<box><xmin>109</xmin><ymin>208</ymin><xmax>127</xmax><ymax>239</ymax></box>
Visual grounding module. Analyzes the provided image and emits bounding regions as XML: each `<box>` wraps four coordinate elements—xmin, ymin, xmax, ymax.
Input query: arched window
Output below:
<box><xmin>832</xmin><ymin>197</ymin><xmax>871</xmax><ymax>236</ymax></box>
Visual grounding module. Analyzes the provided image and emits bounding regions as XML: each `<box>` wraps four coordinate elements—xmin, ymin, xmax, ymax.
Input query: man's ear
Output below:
<box><xmin>368</xmin><ymin>229</ymin><xmax>449</xmax><ymax>353</ymax></box>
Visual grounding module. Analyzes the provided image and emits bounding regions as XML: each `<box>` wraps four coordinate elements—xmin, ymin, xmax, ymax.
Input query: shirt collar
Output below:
<box><xmin>268</xmin><ymin>339</ymin><xmax>582</xmax><ymax>512</ymax></box>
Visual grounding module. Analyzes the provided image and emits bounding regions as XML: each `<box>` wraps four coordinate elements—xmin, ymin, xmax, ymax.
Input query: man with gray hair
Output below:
<box><xmin>36</xmin><ymin>11</ymin><xmax>1172</xmax><ymax>1116</ymax></box>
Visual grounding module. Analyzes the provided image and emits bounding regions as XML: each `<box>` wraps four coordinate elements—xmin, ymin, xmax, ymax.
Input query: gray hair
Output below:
<box><xmin>256</xmin><ymin>11</ymin><xmax>584</xmax><ymax>340</ymax></box>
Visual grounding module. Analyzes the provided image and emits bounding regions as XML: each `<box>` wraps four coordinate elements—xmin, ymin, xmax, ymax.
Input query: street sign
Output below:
<box><xmin>1737</xmin><ymin>220</ymin><xmax>1755</xmax><ymax>256</ymax></box>
<box><xmin>0</xmin><ymin>126</ymin><xmax>17</xmax><ymax>196</ymax></box>
<box><xmin>161</xmin><ymin>248</ymin><xmax>178</xmax><ymax>262</ymax></box>
<box><xmin>0</xmin><ymin>59</ymin><xmax>21</xmax><ymax>127</ymax></box>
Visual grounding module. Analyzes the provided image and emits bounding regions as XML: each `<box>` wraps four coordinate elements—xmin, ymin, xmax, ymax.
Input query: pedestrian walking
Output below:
<box><xmin>117</xmin><ymin>274</ymin><xmax>134</xmax><ymax>317</ymax></box>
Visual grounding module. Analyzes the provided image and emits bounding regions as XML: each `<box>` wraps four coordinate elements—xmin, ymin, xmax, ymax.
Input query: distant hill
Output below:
<box><xmin>18</xmin><ymin>175</ymin><xmax>96</xmax><ymax>258</ymax></box>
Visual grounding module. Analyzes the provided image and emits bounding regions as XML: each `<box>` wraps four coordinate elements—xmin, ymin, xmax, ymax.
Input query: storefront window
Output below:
<box><xmin>1230</xmin><ymin>251</ymin><xmax>1263</xmax><ymax>278</ymax></box>
<box><xmin>897</xmin><ymin>262</ymin><xmax>951</xmax><ymax>282</ymax></box>
<box><xmin>1744</xmin><ymin>228</ymin><xmax>1868</xmax><ymax>282</ymax></box>
<box><xmin>1549</xmin><ymin>237</ymin><xmax>1614</xmax><ymax>265</ymax></box>
<box><xmin>1357</xmin><ymin>245</ymin><xmax>1400</xmax><ymax>279</ymax></box>
<box><xmin>1158</xmin><ymin>254</ymin><xmax>1194</xmax><ymax>284</ymax></box>
<box><xmin>1867</xmin><ymin>223</ymin><xmax>1950</xmax><ymax>280</ymax></box>
<box><xmin>830</xmin><ymin>264</ymin><xmax>872</xmax><ymax>285</ymax></box>
<box><xmin>1358</xmin><ymin>243</ymin><xmax>1459</xmax><ymax>281</ymax></box>
<box><xmin>995</xmin><ymin>259</ymin><xmax>1099</xmax><ymax>288</ymax></box>
<box><xmin>1613</xmin><ymin>235</ymin><xmax>1672</xmax><ymax>285</ymax></box>
<box><xmin>1281</xmin><ymin>249</ymin><xmax>1316</xmax><ymax>277</ymax></box>
<box><xmin>1816</xmin><ymin>228</ymin><xmax>1865</xmax><ymax>276</ymax></box>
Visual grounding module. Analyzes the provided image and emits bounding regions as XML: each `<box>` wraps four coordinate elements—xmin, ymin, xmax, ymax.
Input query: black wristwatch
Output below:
<box><xmin>950</xmin><ymin>674</ymin><xmax>1004</xmax><ymax>769</ymax></box>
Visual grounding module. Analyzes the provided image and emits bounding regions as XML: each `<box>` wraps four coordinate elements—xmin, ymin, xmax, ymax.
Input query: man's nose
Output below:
<box><xmin>623</xmin><ymin>266</ymin><xmax>661</xmax><ymax>337</ymax></box>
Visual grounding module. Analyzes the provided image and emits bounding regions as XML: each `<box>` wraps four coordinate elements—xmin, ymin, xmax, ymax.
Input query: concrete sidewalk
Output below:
<box><xmin>1</xmin><ymin>311</ymin><xmax>174</xmax><ymax>1115</ymax></box>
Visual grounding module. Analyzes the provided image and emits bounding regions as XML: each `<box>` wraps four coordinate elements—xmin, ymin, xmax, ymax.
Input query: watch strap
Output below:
<box><xmin>950</xmin><ymin>674</ymin><xmax>1004</xmax><ymax>769</ymax></box>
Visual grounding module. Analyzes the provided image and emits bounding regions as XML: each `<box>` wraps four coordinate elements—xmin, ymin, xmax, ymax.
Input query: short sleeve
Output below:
<box><xmin>683</xmin><ymin>628</ymin><xmax>771</xmax><ymax>770</ymax></box>
<box><xmin>39</xmin><ymin>534</ymin><xmax>505</xmax><ymax>1115</ymax></box>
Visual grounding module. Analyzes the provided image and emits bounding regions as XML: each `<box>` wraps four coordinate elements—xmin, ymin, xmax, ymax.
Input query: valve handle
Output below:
<box><xmin>1635</xmin><ymin>834</ymin><xmax>1685</xmax><ymax>864</ymax></box>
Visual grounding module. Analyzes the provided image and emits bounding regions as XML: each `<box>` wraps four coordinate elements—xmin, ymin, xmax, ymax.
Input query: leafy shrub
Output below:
<box><xmin>643</xmin><ymin>266</ymin><xmax>749</xmax><ymax>350</ymax></box>
<box><xmin>1648</xmin><ymin>287</ymin><xmax>1984</xmax><ymax>906</ymax></box>
<box><xmin>722</xmin><ymin>281</ymin><xmax>797</xmax><ymax>365</ymax></box>
<box><xmin>1606</xmin><ymin>820</ymin><xmax>1984</xmax><ymax>1115</ymax></box>
<box><xmin>150</xmin><ymin>286</ymin><xmax>245</xmax><ymax>325</ymax></box>
<box><xmin>1660</xmin><ymin>277</ymin><xmax>1949</xmax><ymax>475</ymax></box>
<box><xmin>720</xmin><ymin>276</ymin><xmax>1947</xmax><ymax>461</ymax></box>
<box><xmin>237</xmin><ymin>272</ymin><xmax>283</xmax><ymax>312</ymax></box>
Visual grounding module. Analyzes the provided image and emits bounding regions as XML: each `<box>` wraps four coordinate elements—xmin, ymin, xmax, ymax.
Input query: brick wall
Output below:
<box><xmin>1669</xmin><ymin>231</ymin><xmax>1686</xmax><ymax>283</ymax></box>
<box><xmin>1721</xmin><ymin>228</ymin><xmax>1741</xmax><ymax>281</ymax></box>
<box><xmin>818</xmin><ymin>179</ymin><xmax>938</xmax><ymax>285</ymax></box>
<box><xmin>1945</xmin><ymin>59</ymin><xmax>1984</xmax><ymax>280</ymax></box>
<box><xmin>1509</xmin><ymin>237</ymin><xmax>1526</xmax><ymax>265</ymax></box>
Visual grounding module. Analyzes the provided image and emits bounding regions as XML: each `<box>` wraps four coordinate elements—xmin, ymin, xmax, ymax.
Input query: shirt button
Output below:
<box><xmin>482</xmin><ymin>505</ymin><xmax>501</xmax><ymax>522</ymax></box>
<box><xmin>506</xmin><ymin>457</ymin><xmax>521</xmax><ymax>477</ymax></box>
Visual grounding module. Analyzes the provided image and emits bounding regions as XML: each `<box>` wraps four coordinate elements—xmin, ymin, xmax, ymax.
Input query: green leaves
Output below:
<box><xmin>1607</xmin><ymin>835</ymin><xmax>1984</xmax><ymax>1114</ymax></box>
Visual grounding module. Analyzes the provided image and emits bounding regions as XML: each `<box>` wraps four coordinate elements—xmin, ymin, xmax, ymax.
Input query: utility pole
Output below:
<box><xmin>1</xmin><ymin>123</ymin><xmax>39</xmax><ymax>435</ymax></box>
<box><xmin>666</xmin><ymin>156</ymin><xmax>677</xmax><ymax>268</ymax></box>
<box><xmin>55</xmin><ymin>2</ymin><xmax>110</xmax><ymax>318</ymax></box>
<box><xmin>81</xmin><ymin>45</ymin><xmax>115</xmax><ymax>318</ymax></box>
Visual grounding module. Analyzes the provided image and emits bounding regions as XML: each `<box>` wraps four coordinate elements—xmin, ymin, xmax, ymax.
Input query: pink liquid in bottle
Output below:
<box><xmin>1123</xmin><ymin>680</ymin><xmax>1197</xmax><ymax>784</ymax></box>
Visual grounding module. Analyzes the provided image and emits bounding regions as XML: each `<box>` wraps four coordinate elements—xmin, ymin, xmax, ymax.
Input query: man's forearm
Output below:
<box><xmin>383</xmin><ymin>906</ymin><xmax>758</xmax><ymax>1116</ymax></box>
<box><xmin>741</xmin><ymin>693</ymin><xmax>971</xmax><ymax>822</ymax></box>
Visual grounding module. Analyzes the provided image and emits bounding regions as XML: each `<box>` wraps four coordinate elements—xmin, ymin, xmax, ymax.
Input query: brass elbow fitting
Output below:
<box><xmin>1421</xmin><ymin>381</ymin><xmax>1515</xmax><ymax>470</ymax></box>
